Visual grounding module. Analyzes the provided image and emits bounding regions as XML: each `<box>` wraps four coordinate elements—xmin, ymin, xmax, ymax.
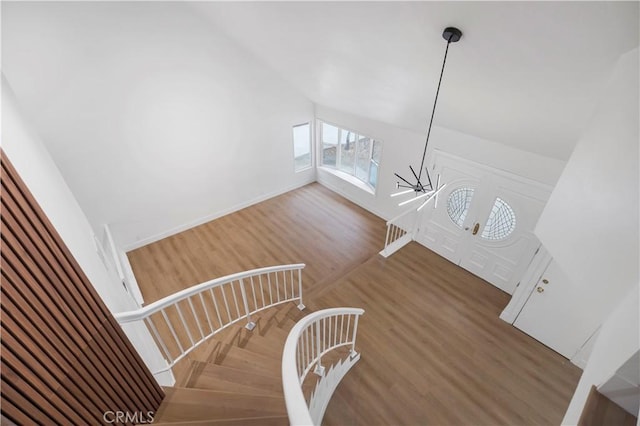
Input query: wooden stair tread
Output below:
<box><xmin>154</xmin><ymin>304</ymin><xmax>310</xmax><ymax>424</ymax></box>
<box><xmin>272</xmin><ymin>303</ymin><xmax>306</xmax><ymax>325</ymax></box>
<box><xmin>152</xmin><ymin>415</ymin><xmax>288</xmax><ymax>425</ymax></box>
<box><xmin>214</xmin><ymin>345</ymin><xmax>281</xmax><ymax>376</ymax></box>
<box><xmin>187</xmin><ymin>362</ymin><xmax>282</xmax><ymax>396</ymax></box>
<box><xmin>253</xmin><ymin>321</ymin><xmax>290</xmax><ymax>340</ymax></box>
<box><xmin>234</xmin><ymin>328</ymin><xmax>286</xmax><ymax>358</ymax></box>
<box><xmin>154</xmin><ymin>387</ymin><xmax>285</xmax><ymax>423</ymax></box>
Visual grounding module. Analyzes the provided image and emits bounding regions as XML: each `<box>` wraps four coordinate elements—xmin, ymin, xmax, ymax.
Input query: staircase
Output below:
<box><xmin>152</xmin><ymin>303</ymin><xmax>307</xmax><ymax>425</ymax></box>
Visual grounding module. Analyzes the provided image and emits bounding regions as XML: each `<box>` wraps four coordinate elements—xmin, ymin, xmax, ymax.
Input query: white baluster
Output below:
<box><xmin>282</xmin><ymin>270</ymin><xmax>288</xmax><ymax>300</ymax></box>
<box><xmin>145</xmin><ymin>317</ymin><xmax>173</xmax><ymax>365</ymax></box>
<box><xmin>238</xmin><ymin>278</ymin><xmax>255</xmax><ymax>330</ymax></box>
<box><xmin>175</xmin><ymin>303</ymin><xmax>195</xmax><ymax>346</ymax></box>
<box><xmin>384</xmin><ymin>222</ymin><xmax>391</xmax><ymax>249</ymax></box>
<box><xmin>209</xmin><ymin>288</ymin><xmax>223</xmax><ymax>328</ymax></box>
<box><xmin>351</xmin><ymin>314</ymin><xmax>360</xmax><ymax>359</ymax></box>
<box><xmin>290</xmin><ymin>269</ymin><xmax>295</xmax><ymax>300</ymax></box>
<box><xmin>297</xmin><ymin>268</ymin><xmax>305</xmax><ymax>310</ymax></box>
<box><xmin>249</xmin><ymin>275</ymin><xmax>258</xmax><ymax>311</ymax></box>
<box><xmin>221</xmin><ymin>284</ymin><xmax>232</xmax><ymax>323</ymax></box>
<box><xmin>230</xmin><ymin>281</ymin><xmax>241</xmax><ymax>319</ymax></box>
<box><xmin>267</xmin><ymin>273</ymin><xmax>273</xmax><ymax>305</ymax></box>
<box><xmin>161</xmin><ymin>309</ymin><xmax>184</xmax><ymax>355</ymax></box>
<box><xmin>258</xmin><ymin>274</ymin><xmax>265</xmax><ymax>308</ymax></box>
<box><xmin>198</xmin><ymin>292</ymin><xmax>213</xmax><ymax>335</ymax></box>
<box><xmin>314</xmin><ymin>320</ymin><xmax>325</xmax><ymax>376</ymax></box>
<box><xmin>187</xmin><ymin>296</ymin><xmax>205</xmax><ymax>341</ymax></box>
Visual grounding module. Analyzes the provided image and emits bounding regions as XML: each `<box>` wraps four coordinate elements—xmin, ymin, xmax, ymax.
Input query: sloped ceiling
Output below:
<box><xmin>2</xmin><ymin>1</ymin><xmax>638</xmax><ymax>164</ymax></box>
<box><xmin>191</xmin><ymin>1</ymin><xmax>639</xmax><ymax>160</ymax></box>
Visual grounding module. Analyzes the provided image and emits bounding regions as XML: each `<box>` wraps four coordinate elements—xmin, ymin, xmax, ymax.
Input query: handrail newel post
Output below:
<box><xmin>350</xmin><ymin>314</ymin><xmax>361</xmax><ymax>360</ymax></box>
<box><xmin>297</xmin><ymin>268</ymin><xmax>305</xmax><ymax>311</ymax></box>
<box><xmin>384</xmin><ymin>220</ymin><xmax>391</xmax><ymax>253</ymax></box>
<box><xmin>238</xmin><ymin>278</ymin><xmax>256</xmax><ymax>331</ymax></box>
<box><xmin>313</xmin><ymin>321</ymin><xmax>325</xmax><ymax>377</ymax></box>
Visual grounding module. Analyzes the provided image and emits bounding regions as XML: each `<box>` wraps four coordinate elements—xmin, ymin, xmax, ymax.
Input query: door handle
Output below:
<box><xmin>472</xmin><ymin>223</ymin><xmax>480</xmax><ymax>235</ymax></box>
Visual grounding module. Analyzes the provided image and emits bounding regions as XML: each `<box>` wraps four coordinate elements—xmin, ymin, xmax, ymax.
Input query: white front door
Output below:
<box><xmin>513</xmin><ymin>259</ymin><xmax>599</xmax><ymax>359</ymax></box>
<box><xmin>415</xmin><ymin>151</ymin><xmax>552</xmax><ymax>294</ymax></box>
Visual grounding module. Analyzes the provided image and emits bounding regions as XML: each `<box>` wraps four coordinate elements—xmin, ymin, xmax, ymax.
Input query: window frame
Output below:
<box><xmin>292</xmin><ymin>122</ymin><xmax>313</xmax><ymax>173</ymax></box>
<box><xmin>317</xmin><ymin>120</ymin><xmax>381</xmax><ymax>193</ymax></box>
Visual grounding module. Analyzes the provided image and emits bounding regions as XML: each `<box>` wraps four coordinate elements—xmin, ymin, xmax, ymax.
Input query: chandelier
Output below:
<box><xmin>392</xmin><ymin>27</ymin><xmax>462</xmax><ymax>211</ymax></box>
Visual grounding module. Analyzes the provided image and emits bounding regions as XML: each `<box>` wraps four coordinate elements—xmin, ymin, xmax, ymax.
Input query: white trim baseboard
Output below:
<box><xmin>315</xmin><ymin>177</ymin><xmax>387</xmax><ymax>222</ymax></box>
<box><xmin>123</xmin><ymin>178</ymin><xmax>316</xmax><ymax>252</ymax></box>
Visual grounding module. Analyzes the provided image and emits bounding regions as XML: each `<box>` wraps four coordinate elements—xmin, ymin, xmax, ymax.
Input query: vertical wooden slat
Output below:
<box><xmin>2</xmin><ymin>154</ymin><xmax>163</xmax><ymax>406</ymax></box>
<box><xmin>0</xmin><ymin>375</ymin><xmax>56</xmax><ymax>425</ymax></box>
<box><xmin>1</xmin><ymin>205</ymin><xmax>125</xmax><ymax>410</ymax></box>
<box><xmin>0</xmin><ymin>278</ymin><xmax>111</xmax><ymax>415</ymax></box>
<box><xmin>1</xmin><ymin>169</ymin><xmax>158</xmax><ymax>411</ymax></box>
<box><xmin>1</xmin><ymin>362</ymin><xmax>68</xmax><ymax>424</ymax></box>
<box><xmin>0</xmin><ymin>394</ymin><xmax>37</xmax><ymax>426</ymax></box>
<box><xmin>0</xmin><ymin>189</ymin><xmax>141</xmax><ymax>414</ymax></box>
<box><xmin>0</xmin><ymin>149</ymin><xmax>164</xmax><ymax>424</ymax></box>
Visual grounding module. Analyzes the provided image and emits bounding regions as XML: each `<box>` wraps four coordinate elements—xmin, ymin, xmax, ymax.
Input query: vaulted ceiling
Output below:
<box><xmin>3</xmin><ymin>1</ymin><xmax>638</xmax><ymax>162</ymax></box>
<box><xmin>190</xmin><ymin>1</ymin><xmax>638</xmax><ymax>160</ymax></box>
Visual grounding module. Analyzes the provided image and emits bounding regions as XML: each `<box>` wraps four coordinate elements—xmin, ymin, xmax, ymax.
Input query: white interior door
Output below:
<box><xmin>513</xmin><ymin>260</ymin><xmax>599</xmax><ymax>359</ymax></box>
<box><xmin>416</xmin><ymin>151</ymin><xmax>552</xmax><ymax>294</ymax></box>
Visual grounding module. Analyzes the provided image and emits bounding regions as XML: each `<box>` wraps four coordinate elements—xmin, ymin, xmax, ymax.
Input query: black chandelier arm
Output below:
<box><xmin>417</xmin><ymin>35</ymin><xmax>453</xmax><ymax>182</ymax></box>
<box><xmin>397</xmin><ymin>184</ymin><xmax>417</xmax><ymax>189</ymax></box>
<box><xmin>394</xmin><ymin>172</ymin><xmax>416</xmax><ymax>188</ymax></box>
<box><xmin>409</xmin><ymin>165</ymin><xmax>422</xmax><ymax>188</ymax></box>
<box><xmin>423</xmin><ymin>167</ymin><xmax>434</xmax><ymax>191</ymax></box>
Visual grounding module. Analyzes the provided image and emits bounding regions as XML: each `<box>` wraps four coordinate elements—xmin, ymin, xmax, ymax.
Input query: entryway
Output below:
<box><xmin>415</xmin><ymin>151</ymin><xmax>553</xmax><ymax>294</ymax></box>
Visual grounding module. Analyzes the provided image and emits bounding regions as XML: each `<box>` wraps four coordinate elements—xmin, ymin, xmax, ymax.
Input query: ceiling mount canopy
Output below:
<box><xmin>392</xmin><ymin>26</ymin><xmax>462</xmax><ymax>211</ymax></box>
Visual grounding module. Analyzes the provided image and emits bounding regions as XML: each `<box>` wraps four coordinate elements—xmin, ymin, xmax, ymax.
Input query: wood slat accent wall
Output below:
<box><xmin>0</xmin><ymin>150</ymin><xmax>164</xmax><ymax>425</ymax></box>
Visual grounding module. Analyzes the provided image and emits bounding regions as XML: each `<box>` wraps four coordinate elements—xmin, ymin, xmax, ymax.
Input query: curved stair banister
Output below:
<box><xmin>282</xmin><ymin>307</ymin><xmax>365</xmax><ymax>426</ymax></box>
<box><xmin>115</xmin><ymin>263</ymin><xmax>306</xmax><ymax>377</ymax></box>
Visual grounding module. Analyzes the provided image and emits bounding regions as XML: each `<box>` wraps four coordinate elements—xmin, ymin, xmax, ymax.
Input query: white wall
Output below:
<box><xmin>2</xmin><ymin>2</ymin><xmax>315</xmax><ymax>250</ymax></box>
<box><xmin>562</xmin><ymin>284</ymin><xmax>639</xmax><ymax>424</ymax></box>
<box><xmin>532</xmin><ymin>47</ymin><xmax>639</xmax><ymax>423</ymax></box>
<box><xmin>316</xmin><ymin>104</ymin><xmax>566</xmax><ymax>221</ymax></box>
<box><xmin>535</xmin><ymin>46</ymin><xmax>639</xmax><ymax>345</ymax></box>
<box><xmin>1</xmin><ymin>77</ymin><xmax>172</xmax><ymax>385</ymax></box>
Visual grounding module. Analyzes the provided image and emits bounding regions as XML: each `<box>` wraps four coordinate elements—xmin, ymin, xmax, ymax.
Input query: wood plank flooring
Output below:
<box><xmin>311</xmin><ymin>242</ymin><xmax>581</xmax><ymax>426</ymax></box>
<box><xmin>128</xmin><ymin>183</ymin><xmax>385</xmax><ymax>302</ymax></box>
<box><xmin>128</xmin><ymin>182</ymin><xmax>582</xmax><ymax>425</ymax></box>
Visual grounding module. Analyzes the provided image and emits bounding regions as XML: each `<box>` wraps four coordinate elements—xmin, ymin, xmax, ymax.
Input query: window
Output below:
<box><xmin>447</xmin><ymin>187</ymin><xmax>474</xmax><ymax>228</ymax></box>
<box><xmin>293</xmin><ymin>123</ymin><xmax>312</xmax><ymax>171</ymax></box>
<box><xmin>481</xmin><ymin>198</ymin><xmax>516</xmax><ymax>240</ymax></box>
<box><xmin>321</xmin><ymin>122</ymin><xmax>338</xmax><ymax>167</ymax></box>
<box><xmin>319</xmin><ymin>121</ymin><xmax>382</xmax><ymax>190</ymax></box>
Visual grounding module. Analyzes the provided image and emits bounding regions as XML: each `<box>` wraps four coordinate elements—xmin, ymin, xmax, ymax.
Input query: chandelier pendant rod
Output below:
<box><xmin>417</xmin><ymin>34</ymin><xmax>454</xmax><ymax>183</ymax></box>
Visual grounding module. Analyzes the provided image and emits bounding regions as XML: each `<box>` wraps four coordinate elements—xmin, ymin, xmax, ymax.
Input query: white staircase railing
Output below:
<box><xmin>115</xmin><ymin>264</ymin><xmax>305</xmax><ymax>377</ymax></box>
<box><xmin>282</xmin><ymin>307</ymin><xmax>364</xmax><ymax>426</ymax></box>
<box><xmin>380</xmin><ymin>207</ymin><xmax>419</xmax><ymax>257</ymax></box>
